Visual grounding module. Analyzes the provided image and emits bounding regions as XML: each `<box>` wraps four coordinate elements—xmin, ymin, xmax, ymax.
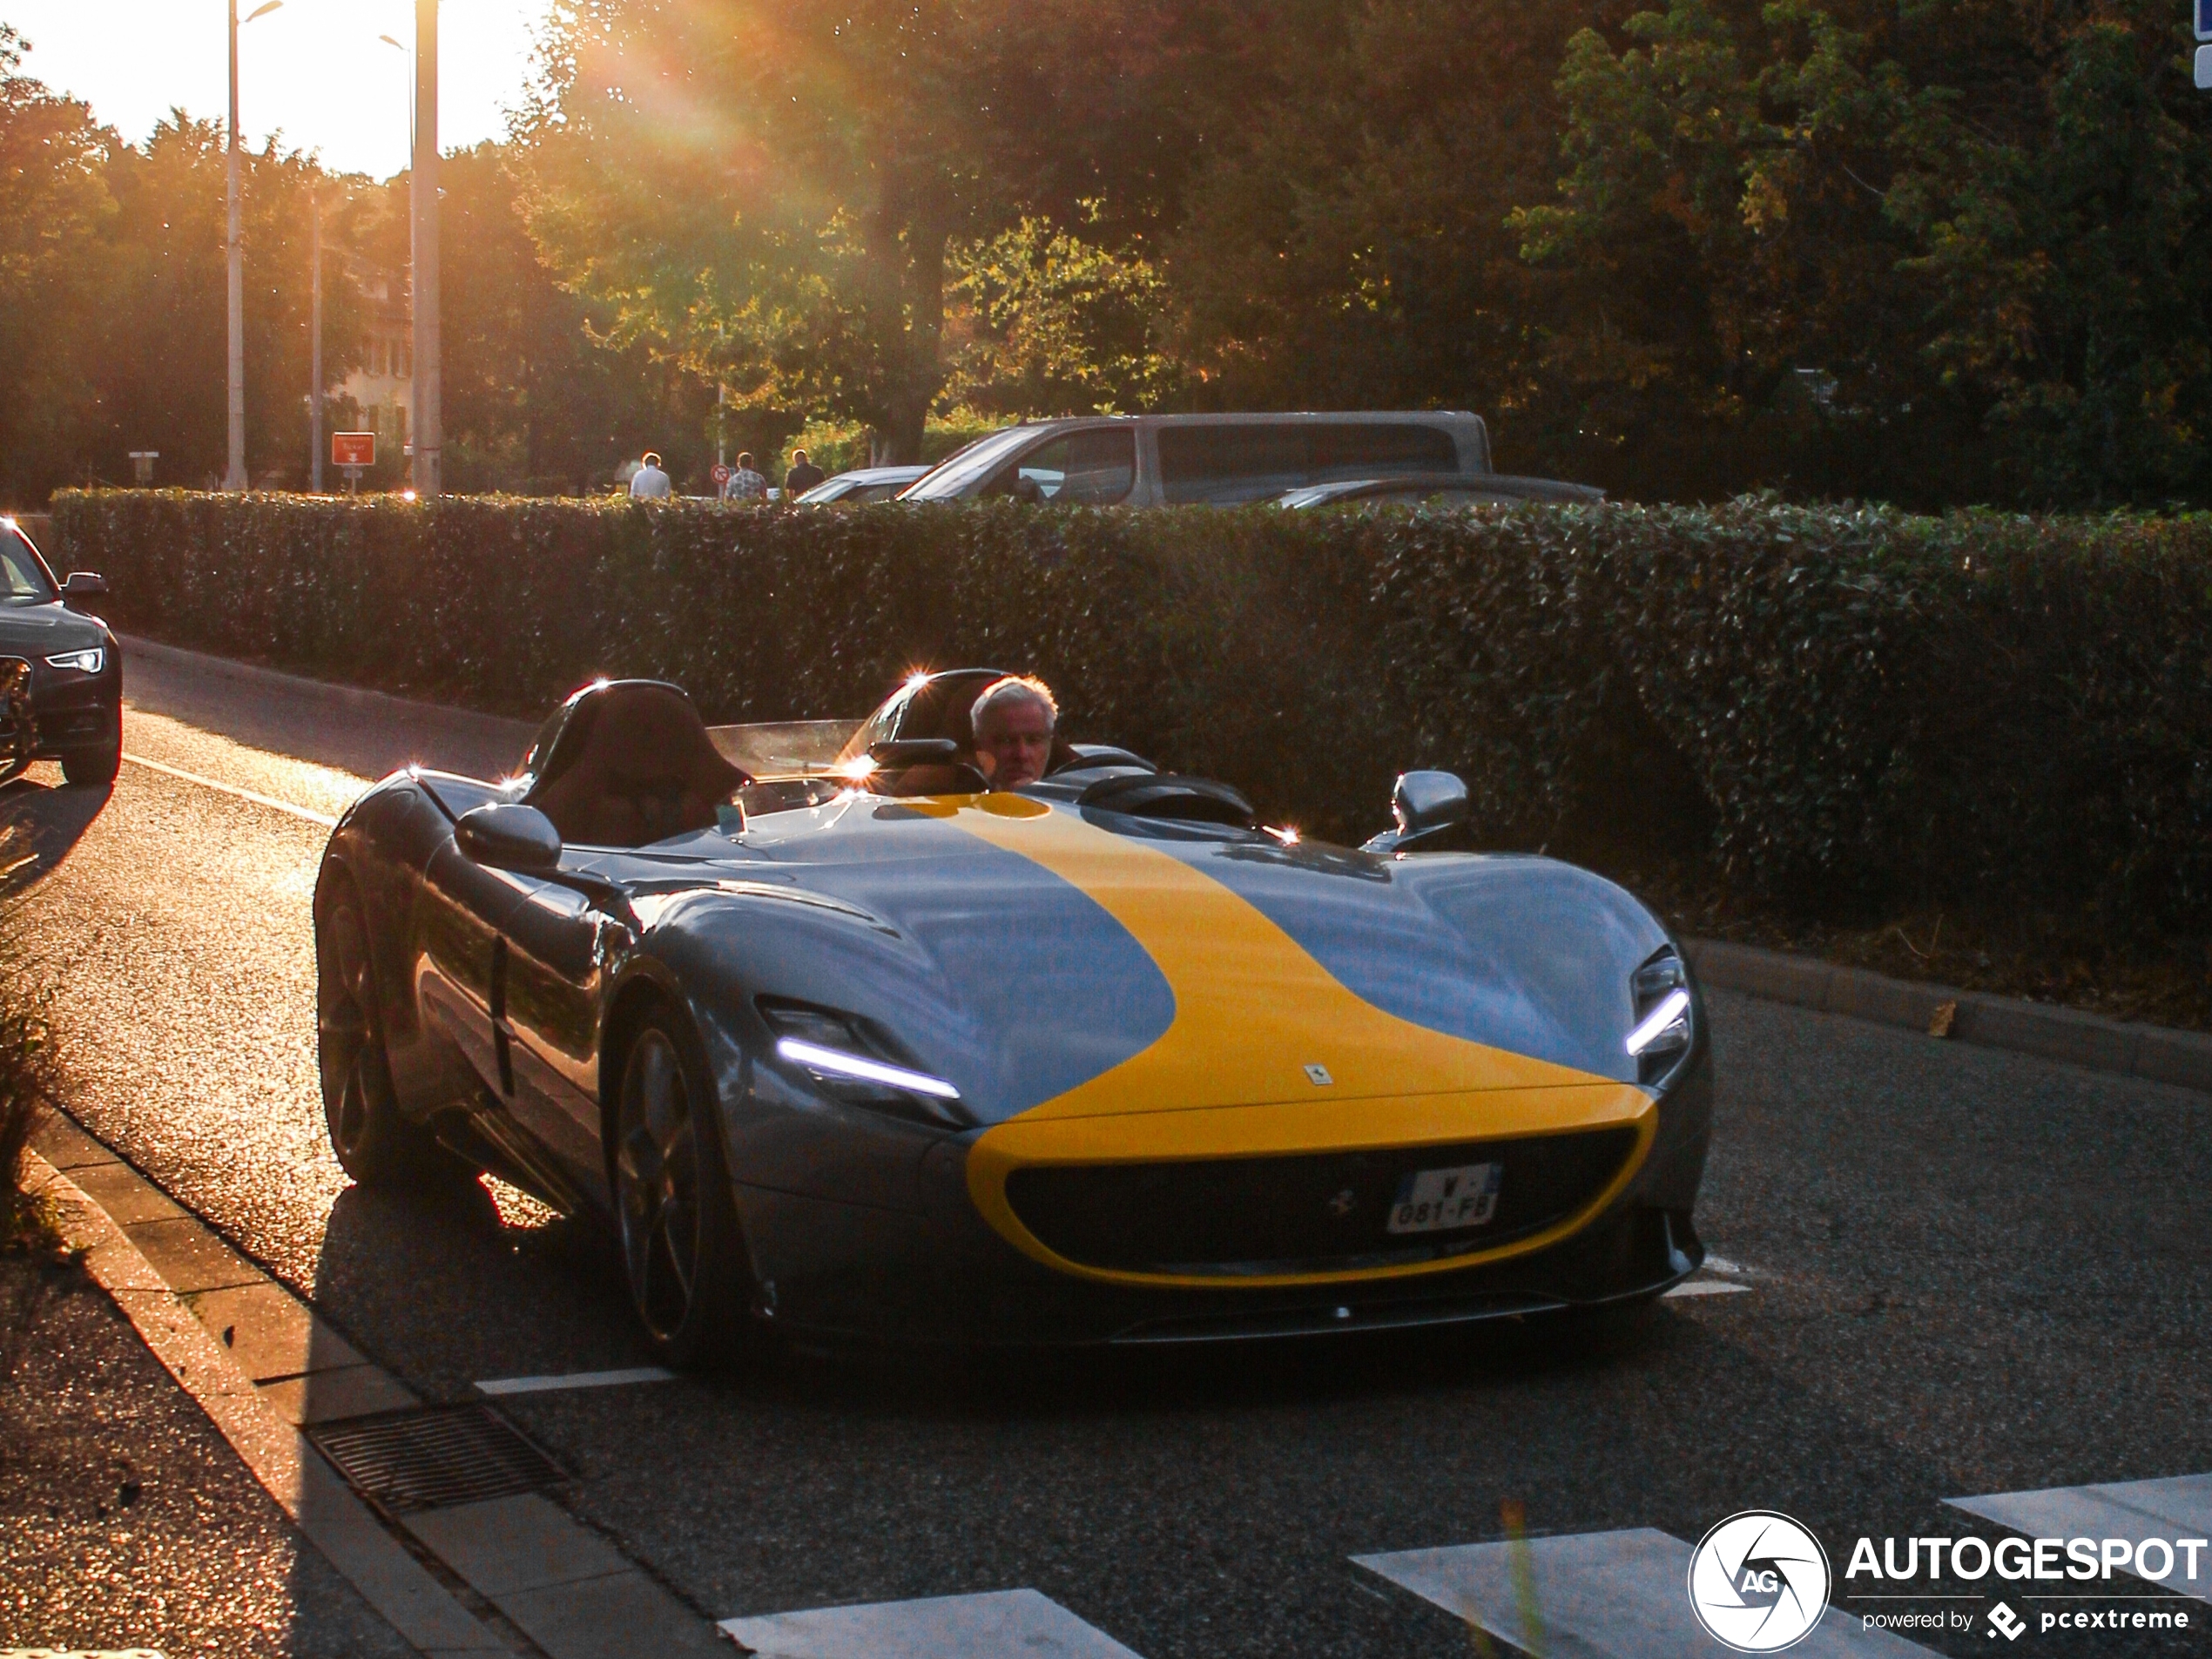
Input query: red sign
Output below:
<box><xmin>711</xmin><ymin>464</ymin><xmax>732</xmax><ymax>484</ymax></box>
<box><xmin>332</xmin><ymin>432</ymin><xmax>376</xmax><ymax>468</ymax></box>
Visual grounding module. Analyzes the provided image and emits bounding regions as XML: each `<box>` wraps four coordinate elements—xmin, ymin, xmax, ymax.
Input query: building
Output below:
<box><xmin>337</xmin><ymin>259</ymin><xmax>411</xmax><ymax>459</ymax></box>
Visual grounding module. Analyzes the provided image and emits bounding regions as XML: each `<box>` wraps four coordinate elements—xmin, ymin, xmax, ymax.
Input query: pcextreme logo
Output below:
<box><xmin>1687</xmin><ymin>1511</ymin><xmax>1833</xmax><ymax>1652</ymax></box>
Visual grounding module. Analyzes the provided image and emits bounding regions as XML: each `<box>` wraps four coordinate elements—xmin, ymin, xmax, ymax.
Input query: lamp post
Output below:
<box><xmin>309</xmin><ymin>192</ymin><xmax>323</xmax><ymax>492</ymax></box>
<box><xmin>225</xmin><ymin>0</ymin><xmax>284</xmax><ymax>493</ymax></box>
<box><xmin>410</xmin><ymin>0</ymin><xmax>441</xmax><ymax>497</ymax></box>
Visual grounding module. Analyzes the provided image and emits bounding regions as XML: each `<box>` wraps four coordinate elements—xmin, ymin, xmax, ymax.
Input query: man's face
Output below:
<box><xmin>977</xmin><ymin>700</ymin><xmax>1053</xmax><ymax>788</ymax></box>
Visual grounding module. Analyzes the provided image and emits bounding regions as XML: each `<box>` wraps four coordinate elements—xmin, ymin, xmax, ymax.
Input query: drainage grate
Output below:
<box><xmin>308</xmin><ymin>1403</ymin><xmax>570</xmax><ymax>1514</ymax></box>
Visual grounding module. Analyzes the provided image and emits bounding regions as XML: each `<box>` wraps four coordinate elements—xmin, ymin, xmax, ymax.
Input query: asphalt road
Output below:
<box><xmin>4</xmin><ymin>637</ymin><xmax>2209</xmax><ymax>1656</ymax></box>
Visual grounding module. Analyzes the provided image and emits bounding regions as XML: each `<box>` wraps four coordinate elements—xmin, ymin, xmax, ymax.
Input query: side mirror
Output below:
<box><xmin>62</xmin><ymin>571</ymin><xmax>109</xmax><ymax>599</ymax></box>
<box><xmin>455</xmin><ymin>802</ymin><xmax>563</xmax><ymax>872</ymax></box>
<box><xmin>1361</xmin><ymin>770</ymin><xmax>1469</xmax><ymax>855</ymax></box>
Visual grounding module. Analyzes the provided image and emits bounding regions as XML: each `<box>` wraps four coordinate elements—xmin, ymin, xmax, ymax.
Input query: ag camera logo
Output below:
<box><xmin>1688</xmin><ymin>1511</ymin><xmax>1833</xmax><ymax>1651</ymax></box>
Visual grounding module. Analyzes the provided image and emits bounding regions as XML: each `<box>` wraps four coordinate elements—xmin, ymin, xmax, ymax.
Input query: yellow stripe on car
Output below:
<box><xmin>927</xmin><ymin>794</ymin><xmax>1655</xmax><ymax>1289</ymax></box>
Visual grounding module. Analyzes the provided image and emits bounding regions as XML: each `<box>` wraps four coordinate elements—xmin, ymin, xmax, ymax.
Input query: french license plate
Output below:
<box><xmin>1387</xmin><ymin>1163</ymin><xmax>1502</xmax><ymax>1234</ymax></box>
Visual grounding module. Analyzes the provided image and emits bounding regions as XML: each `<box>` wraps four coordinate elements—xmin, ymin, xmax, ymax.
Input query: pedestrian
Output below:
<box><xmin>783</xmin><ymin>447</ymin><xmax>826</xmax><ymax>501</ymax></box>
<box><xmin>727</xmin><ymin>451</ymin><xmax>768</xmax><ymax>502</ymax></box>
<box><xmin>629</xmin><ymin>451</ymin><xmax>672</xmax><ymax>500</ymax></box>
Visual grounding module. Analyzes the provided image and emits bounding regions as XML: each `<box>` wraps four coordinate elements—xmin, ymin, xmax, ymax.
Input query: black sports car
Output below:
<box><xmin>315</xmin><ymin>671</ymin><xmax>1711</xmax><ymax>1361</ymax></box>
<box><xmin>0</xmin><ymin>519</ymin><xmax>119</xmax><ymax>787</ymax></box>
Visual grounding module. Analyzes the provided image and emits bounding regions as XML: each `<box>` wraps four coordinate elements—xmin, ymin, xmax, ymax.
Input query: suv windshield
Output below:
<box><xmin>900</xmin><ymin>427</ymin><xmax>1040</xmax><ymax>499</ymax></box>
<box><xmin>0</xmin><ymin>529</ymin><xmax>57</xmax><ymax>605</ymax></box>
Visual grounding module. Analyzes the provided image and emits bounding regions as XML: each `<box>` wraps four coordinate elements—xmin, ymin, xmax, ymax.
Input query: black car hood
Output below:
<box><xmin>0</xmin><ymin>601</ymin><xmax>107</xmax><ymax>658</ymax></box>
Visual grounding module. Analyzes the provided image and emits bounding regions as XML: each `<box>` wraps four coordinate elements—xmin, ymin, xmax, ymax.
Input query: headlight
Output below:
<box><xmin>44</xmin><ymin>648</ymin><xmax>105</xmax><ymax>674</ymax></box>
<box><xmin>1627</xmin><ymin>948</ymin><xmax>1693</xmax><ymax>1081</ymax></box>
<box><xmin>758</xmin><ymin>1000</ymin><xmax>968</xmax><ymax>1126</ymax></box>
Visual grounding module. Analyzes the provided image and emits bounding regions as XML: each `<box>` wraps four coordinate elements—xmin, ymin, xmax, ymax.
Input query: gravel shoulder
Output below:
<box><xmin>0</xmin><ymin>1248</ymin><xmax>416</xmax><ymax>1657</ymax></box>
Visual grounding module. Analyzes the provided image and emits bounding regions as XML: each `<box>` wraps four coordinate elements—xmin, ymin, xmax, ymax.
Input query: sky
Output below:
<box><xmin>2</xmin><ymin>0</ymin><xmax>558</xmax><ymax>179</ymax></box>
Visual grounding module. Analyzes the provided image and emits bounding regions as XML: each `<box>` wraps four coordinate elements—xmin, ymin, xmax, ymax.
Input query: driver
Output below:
<box><xmin>969</xmin><ymin>675</ymin><xmax>1058</xmax><ymax>790</ymax></box>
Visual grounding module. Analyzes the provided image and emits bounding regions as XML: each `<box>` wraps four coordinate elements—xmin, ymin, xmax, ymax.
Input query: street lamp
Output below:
<box><xmin>225</xmin><ymin>0</ymin><xmax>285</xmax><ymax>492</ymax></box>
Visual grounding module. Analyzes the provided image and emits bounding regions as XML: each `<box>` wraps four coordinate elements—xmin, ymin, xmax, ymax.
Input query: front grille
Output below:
<box><xmin>308</xmin><ymin>1404</ymin><xmax>570</xmax><ymax>1514</ymax></box>
<box><xmin>1005</xmin><ymin>1128</ymin><xmax>1639</xmax><ymax>1277</ymax></box>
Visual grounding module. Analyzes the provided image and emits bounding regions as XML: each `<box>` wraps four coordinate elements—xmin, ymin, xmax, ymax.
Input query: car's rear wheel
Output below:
<box><xmin>317</xmin><ymin>881</ymin><xmax>463</xmax><ymax>1186</ymax></box>
<box><xmin>612</xmin><ymin>1009</ymin><xmax>756</xmax><ymax>1368</ymax></box>
<box><xmin>62</xmin><ymin>730</ymin><xmax>121</xmax><ymax>787</ymax></box>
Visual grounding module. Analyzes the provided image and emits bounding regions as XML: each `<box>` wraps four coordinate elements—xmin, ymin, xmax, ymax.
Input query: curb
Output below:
<box><xmin>22</xmin><ymin>1147</ymin><xmax>513</xmax><ymax>1659</ymax></box>
<box><xmin>24</xmin><ymin>1125</ymin><xmax>732</xmax><ymax>1659</ymax></box>
<box><xmin>1683</xmin><ymin>937</ymin><xmax>2212</xmax><ymax>1095</ymax></box>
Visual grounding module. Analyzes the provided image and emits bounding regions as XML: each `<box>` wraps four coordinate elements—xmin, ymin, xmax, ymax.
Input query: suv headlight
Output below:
<box><xmin>758</xmin><ymin>999</ymin><xmax>968</xmax><ymax>1127</ymax></box>
<box><xmin>1627</xmin><ymin>948</ymin><xmax>1693</xmax><ymax>1082</ymax></box>
<box><xmin>44</xmin><ymin>648</ymin><xmax>105</xmax><ymax>674</ymax></box>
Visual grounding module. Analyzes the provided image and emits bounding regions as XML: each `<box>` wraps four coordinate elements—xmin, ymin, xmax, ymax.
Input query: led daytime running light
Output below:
<box><xmin>44</xmin><ymin>648</ymin><xmax>105</xmax><ymax>673</ymax></box>
<box><xmin>1625</xmin><ymin>988</ymin><xmax>1692</xmax><ymax>1055</ymax></box>
<box><xmin>774</xmin><ymin>1036</ymin><xmax>961</xmax><ymax>1100</ymax></box>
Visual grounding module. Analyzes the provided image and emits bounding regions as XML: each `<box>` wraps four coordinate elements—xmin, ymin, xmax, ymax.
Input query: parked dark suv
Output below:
<box><xmin>0</xmin><ymin>517</ymin><xmax>119</xmax><ymax>786</ymax></box>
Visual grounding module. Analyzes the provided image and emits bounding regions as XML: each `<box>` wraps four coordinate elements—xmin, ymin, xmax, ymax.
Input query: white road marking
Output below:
<box><xmin>1703</xmin><ymin>1254</ymin><xmax>1747</xmax><ymax>1275</ymax></box>
<box><xmin>122</xmin><ymin>751</ymin><xmax>339</xmax><ymax>827</ymax></box>
<box><xmin>1947</xmin><ymin>1473</ymin><xmax>2212</xmax><ymax>1604</ymax></box>
<box><xmin>720</xmin><ymin>1588</ymin><xmax>1143</xmax><ymax>1658</ymax></box>
<box><xmin>1356</xmin><ymin>1527</ymin><xmax>1937</xmax><ymax>1656</ymax></box>
<box><xmin>475</xmin><ymin>1366</ymin><xmax>678</xmax><ymax>1397</ymax></box>
<box><xmin>1664</xmin><ymin>1279</ymin><xmax>1754</xmax><ymax>1298</ymax></box>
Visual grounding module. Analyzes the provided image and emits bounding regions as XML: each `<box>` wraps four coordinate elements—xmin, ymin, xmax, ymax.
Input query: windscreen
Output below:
<box><xmin>0</xmin><ymin>530</ymin><xmax>57</xmax><ymax>605</ymax></box>
<box><xmin>899</xmin><ymin>428</ymin><xmax>1039</xmax><ymax>498</ymax></box>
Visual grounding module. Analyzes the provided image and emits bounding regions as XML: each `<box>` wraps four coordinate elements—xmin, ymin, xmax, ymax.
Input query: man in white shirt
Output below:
<box><xmin>629</xmin><ymin>451</ymin><xmax>673</xmax><ymax>499</ymax></box>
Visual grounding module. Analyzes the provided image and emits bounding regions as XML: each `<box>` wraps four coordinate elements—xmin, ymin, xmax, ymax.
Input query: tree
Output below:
<box><xmin>513</xmin><ymin>0</ymin><xmax>1214</xmax><ymax>460</ymax></box>
<box><xmin>88</xmin><ymin>117</ymin><xmax>362</xmax><ymax>490</ymax></box>
<box><xmin>1510</xmin><ymin>0</ymin><xmax>2212</xmax><ymax>504</ymax></box>
<box><xmin>0</xmin><ymin>26</ymin><xmax>114</xmax><ymax>504</ymax></box>
<box><xmin>345</xmin><ymin>147</ymin><xmax>715</xmax><ymax>493</ymax></box>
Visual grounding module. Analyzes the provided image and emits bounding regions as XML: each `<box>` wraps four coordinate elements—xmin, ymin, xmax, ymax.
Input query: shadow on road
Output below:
<box><xmin>0</xmin><ymin>772</ymin><xmax>109</xmax><ymax>892</ymax></box>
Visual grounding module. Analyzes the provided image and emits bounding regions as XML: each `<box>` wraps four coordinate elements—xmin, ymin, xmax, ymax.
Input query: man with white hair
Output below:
<box><xmin>969</xmin><ymin>675</ymin><xmax>1058</xmax><ymax>790</ymax></box>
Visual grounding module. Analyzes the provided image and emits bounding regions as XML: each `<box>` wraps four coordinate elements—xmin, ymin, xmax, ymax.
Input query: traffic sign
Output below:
<box><xmin>332</xmin><ymin>432</ymin><xmax>376</xmax><ymax>467</ymax></box>
<box><xmin>2199</xmin><ymin>42</ymin><xmax>2212</xmax><ymax>84</ymax></box>
<box><xmin>712</xmin><ymin>464</ymin><xmax>732</xmax><ymax>484</ymax></box>
<box><xmin>2199</xmin><ymin>0</ymin><xmax>2212</xmax><ymax>40</ymax></box>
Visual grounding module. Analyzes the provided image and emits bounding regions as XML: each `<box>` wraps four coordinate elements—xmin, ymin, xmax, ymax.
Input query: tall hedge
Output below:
<box><xmin>51</xmin><ymin>490</ymin><xmax>2212</xmax><ymax>934</ymax></box>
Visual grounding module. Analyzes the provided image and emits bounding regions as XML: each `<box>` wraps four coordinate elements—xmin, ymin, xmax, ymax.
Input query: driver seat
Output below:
<box><xmin>523</xmin><ymin>680</ymin><xmax>750</xmax><ymax>846</ymax></box>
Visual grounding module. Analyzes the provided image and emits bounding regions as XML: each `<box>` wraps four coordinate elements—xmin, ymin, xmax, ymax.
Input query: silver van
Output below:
<box><xmin>898</xmin><ymin>412</ymin><xmax>1492</xmax><ymax>507</ymax></box>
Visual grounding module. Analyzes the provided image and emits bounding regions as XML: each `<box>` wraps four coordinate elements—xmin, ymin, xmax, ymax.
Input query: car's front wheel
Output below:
<box><xmin>612</xmin><ymin>1009</ymin><xmax>757</xmax><ymax>1369</ymax></box>
<box><xmin>62</xmin><ymin>730</ymin><xmax>121</xmax><ymax>787</ymax></box>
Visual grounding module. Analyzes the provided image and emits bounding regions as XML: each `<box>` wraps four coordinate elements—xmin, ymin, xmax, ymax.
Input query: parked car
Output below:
<box><xmin>1276</xmin><ymin>472</ymin><xmax>1604</xmax><ymax>510</ymax></box>
<box><xmin>0</xmin><ymin>516</ymin><xmax>119</xmax><ymax>787</ymax></box>
<box><xmin>797</xmin><ymin>465</ymin><xmax>933</xmax><ymax>504</ymax></box>
<box><xmin>899</xmin><ymin>412</ymin><xmax>1494</xmax><ymax>507</ymax></box>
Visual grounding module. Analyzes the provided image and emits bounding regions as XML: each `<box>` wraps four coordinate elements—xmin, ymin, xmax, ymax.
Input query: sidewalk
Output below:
<box><xmin>0</xmin><ymin>1245</ymin><xmax>419</xmax><ymax>1657</ymax></box>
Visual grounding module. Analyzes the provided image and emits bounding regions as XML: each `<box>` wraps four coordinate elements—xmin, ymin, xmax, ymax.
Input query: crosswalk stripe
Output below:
<box><xmin>719</xmin><ymin>1588</ymin><xmax>1143</xmax><ymax>1658</ymax></box>
<box><xmin>1946</xmin><ymin>1473</ymin><xmax>2212</xmax><ymax>1604</ymax></box>
<box><xmin>1355</xmin><ymin>1527</ymin><xmax>1938</xmax><ymax>1656</ymax></box>
<box><xmin>1663</xmin><ymin>1279</ymin><xmax>1753</xmax><ymax>1298</ymax></box>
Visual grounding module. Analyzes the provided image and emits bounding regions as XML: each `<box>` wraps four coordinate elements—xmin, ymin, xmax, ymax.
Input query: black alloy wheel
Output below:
<box><xmin>613</xmin><ymin>1012</ymin><xmax>753</xmax><ymax>1367</ymax></box>
<box><xmin>316</xmin><ymin>885</ymin><xmax>459</xmax><ymax>1184</ymax></box>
